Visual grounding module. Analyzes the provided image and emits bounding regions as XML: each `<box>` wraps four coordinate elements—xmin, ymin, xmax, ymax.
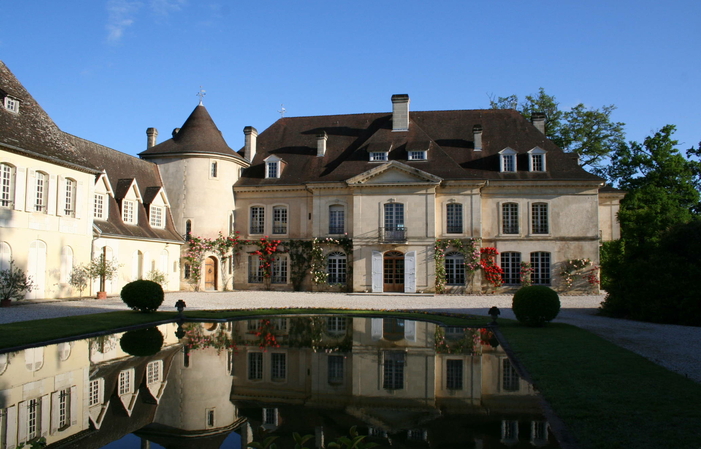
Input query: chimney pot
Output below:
<box><xmin>146</xmin><ymin>128</ymin><xmax>158</xmax><ymax>149</ymax></box>
<box><xmin>473</xmin><ymin>124</ymin><xmax>483</xmax><ymax>151</ymax></box>
<box><xmin>531</xmin><ymin>112</ymin><xmax>546</xmax><ymax>134</ymax></box>
<box><xmin>172</xmin><ymin>128</ymin><xmax>181</xmax><ymax>138</ymax></box>
<box><xmin>317</xmin><ymin>131</ymin><xmax>328</xmax><ymax>157</ymax></box>
<box><xmin>244</xmin><ymin>126</ymin><xmax>258</xmax><ymax>162</ymax></box>
<box><xmin>391</xmin><ymin>94</ymin><xmax>410</xmax><ymax>131</ymax></box>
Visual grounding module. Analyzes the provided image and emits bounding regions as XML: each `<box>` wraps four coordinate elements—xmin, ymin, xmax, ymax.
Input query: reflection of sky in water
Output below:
<box><xmin>0</xmin><ymin>316</ymin><xmax>558</xmax><ymax>448</ymax></box>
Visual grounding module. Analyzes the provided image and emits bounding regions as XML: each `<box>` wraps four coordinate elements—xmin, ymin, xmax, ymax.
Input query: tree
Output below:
<box><xmin>69</xmin><ymin>265</ymin><xmax>89</xmax><ymax>297</ymax></box>
<box><xmin>489</xmin><ymin>88</ymin><xmax>625</xmax><ymax>175</ymax></box>
<box><xmin>0</xmin><ymin>261</ymin><xmax>35</xmax><ymax>302</ymax></box>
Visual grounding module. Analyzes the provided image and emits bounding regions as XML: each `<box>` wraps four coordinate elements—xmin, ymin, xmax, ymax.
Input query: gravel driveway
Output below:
<box><xmin>4</xmin><ymin>291</ymin><xmax>700</xmax><ymax>384</ymax></box>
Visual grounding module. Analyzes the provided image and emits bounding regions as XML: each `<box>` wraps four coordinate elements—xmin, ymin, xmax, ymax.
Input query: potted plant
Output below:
<box><xmin>0</xmin><ymin>261</ymin><xmax>35</xmax><ymax>306</ymax></box>
<box><xmin>86</xmin><ymin>255</ymin><xmax>120</xmax><ymax>299</ymax></box>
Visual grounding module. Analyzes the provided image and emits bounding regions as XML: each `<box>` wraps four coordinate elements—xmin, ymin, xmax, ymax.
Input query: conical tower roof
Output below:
<box><xmin>139</xmin><ymin>104</ymin><xmax>244</xmax><ymax>161</ymax></box>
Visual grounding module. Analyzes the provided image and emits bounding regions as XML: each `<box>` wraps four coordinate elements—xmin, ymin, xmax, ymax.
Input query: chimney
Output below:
<box><xmin>473</xmin><ymin>124</ymin><xmax>483</xmax><ymax>151</ymax></box>
<box><xmin>391</xmin><ymin>94</ymin><xmax>410</xmax><ymax>131</ymax></box>
<box><xmin>146</xmin><ymin>128</ymin><xmax>158</xmax><ymax>148</ymax></box>
<box><xmin>172</xmin><ymin>128</ymin><xmax>181</xmax><ymax>138</ymax></box>
<box><xmin>532</xmin><ymin>112</ymin><xmax>546</xmax><ymax>134</ymax></box>
<box><xmin>243</xmin><ymin>126</ymin><xmax>258</xmax><ymax>162</ymax></box>
<box><xmin>317</xmin><ymin>131</ymin><xmax>328</xmax><ymax>157</ymax></box>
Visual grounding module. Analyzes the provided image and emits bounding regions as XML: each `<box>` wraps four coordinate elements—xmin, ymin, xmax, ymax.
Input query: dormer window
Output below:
<box><xmin>408</xmin><ymin>151</ymin><xmax>427</xmax><ymax>161</ymax></box>
<box><xmin>264</xmin><ymin>155</ymin><xmax>283</xmax><ymax>178</ymax></box>
<box><xmin>499</xmin><ymin>148</ymin><xmax>517</xmax><ymax>172</ymax></box>
<box><xmin>4</xmin><ymin>96</ymin><xmax>19</xmax><ymax>113</ymax></box>
<box><xmin>370</xmin><ymin>152</ymin><xmax>388</xmax><ymax>162</ymax></box>
<box><xmin>122</xmin><ymin>200</ymin><xmax>137</xmax><ymax>224</ymax></box>
<box><xmin>528</xmin><ymin>147</ymin><xmax>547</xmax><ymax>172</ymax></box>
<box><xmin>150</xmin><ymin>205</ymin><xmax>164</xmax><ymax>228</ymax></box>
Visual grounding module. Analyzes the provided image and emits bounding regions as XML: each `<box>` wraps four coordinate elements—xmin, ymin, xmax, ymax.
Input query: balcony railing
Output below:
<box><xmin>381</xmin><ymin>226</ymin><xmax>407</xmax><ymax>242</ymax></box>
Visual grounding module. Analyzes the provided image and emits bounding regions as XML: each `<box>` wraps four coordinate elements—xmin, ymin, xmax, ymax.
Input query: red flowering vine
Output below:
<box><xmin>249</xmin><ymin>319</ymin><xmax>280</xmax><ymax>351</ymax></box>
<box><xmin>480</xmin><ymin>247</ymin><xmax>504</xmax><ymax>290</ymax></box>
<box><xmin>250</xmin><ymin>237</ymin><xmax>284</xmax><ymax>279</ymax></box>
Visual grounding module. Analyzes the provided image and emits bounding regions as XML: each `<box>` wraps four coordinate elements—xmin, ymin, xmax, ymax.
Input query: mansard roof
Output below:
<box><xmin>139</xmin><ymin>104</ymin><xmax>246</xmax><ymax>161</ymax></box>
<box><xmin>0</xmin><ymin>61</ymin><xmax>96</xmax><ymax>173</ymax></box>
<box><xmin>235</xmin><ymin>107</ymin><xmax>603</xmax><ymax>187</ymax></box>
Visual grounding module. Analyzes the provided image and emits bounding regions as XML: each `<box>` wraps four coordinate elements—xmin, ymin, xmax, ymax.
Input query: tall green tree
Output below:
<box><xmin>489</xmin><ymin>88</ymin><xmax>625</xmax><ymax>175</ymax></box>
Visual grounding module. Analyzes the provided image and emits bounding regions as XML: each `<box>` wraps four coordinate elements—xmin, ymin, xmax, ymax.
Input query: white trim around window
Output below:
<box><xmin>499</xmin><ymin>148</ymin><xmax>517</xmax><ymax>172</ymax></box>
<box><xmin>150</xmin><ymin>205</ymin><xmax>165</xmax><ymax>228</ymax></box>
<box><xmin>369</xmin><ymin>152</ymin><xmax>388</xmax><ymax>162</ymax></box>
<box><xmin>528</xmin><ymin>147</ymin><xmax>547</xmax><ymax>172</ymax></box>
<box><xmin>122</xmin><ymin>200</ymin><xmax>137</xmax><ymax>225</ymax></box>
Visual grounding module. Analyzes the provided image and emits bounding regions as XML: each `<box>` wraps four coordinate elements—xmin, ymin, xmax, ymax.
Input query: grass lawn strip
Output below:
<box><xmin>499</xmin><ymin>321</ymin><xmax>701</xmax><ymax>449</ymax></box>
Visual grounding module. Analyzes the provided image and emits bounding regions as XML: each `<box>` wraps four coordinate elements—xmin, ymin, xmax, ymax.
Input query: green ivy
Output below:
<box><xmin>434</xmin><ymin>238</ymin><xmax>481</xmax><ymax>293</ymax></box>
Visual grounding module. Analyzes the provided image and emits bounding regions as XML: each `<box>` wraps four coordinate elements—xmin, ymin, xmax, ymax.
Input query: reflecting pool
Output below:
<box><xmin>0</xmin><ymin>315</ymin><xmax>560</xmax><ymax>448</ymax></box>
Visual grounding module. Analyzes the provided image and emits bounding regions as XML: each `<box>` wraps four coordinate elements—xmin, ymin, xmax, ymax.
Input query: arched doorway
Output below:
<box><xmin>383</xmin><ymin>251</ymin><xmax>404</xmax><ymax>292</ymax></box>
<box><xmin>205</xmin><ymin>256</ymin><xmax>218</xmax><ymax>290</ymax></box>
<box><xmin>27</xmin><ymin>240</ymin><xmax>46</xmax><ymax>299</ymax></box>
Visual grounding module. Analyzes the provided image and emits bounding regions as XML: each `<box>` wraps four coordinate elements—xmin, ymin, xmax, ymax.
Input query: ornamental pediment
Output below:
<box><xmin>346</xmin><ymin>161</ymin><xmax>442</xmax><ymax>186</ymax></box>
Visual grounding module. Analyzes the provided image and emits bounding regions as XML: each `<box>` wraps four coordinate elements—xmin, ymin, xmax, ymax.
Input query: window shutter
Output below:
<box><xmin>17</xmin><ymin>401</ymin><xmax>27</xmax><ymax>443</ymax></box>
<box><xmin>75</xmin><ymin>181</ymin><xmax>84</xmax><ymax>218</ymax></box>
<box><xmin>14</xmin><ymin>167</ymin><xmax>26</xmax><ymax>211</ymax></box>
<box><xmin>371</xmin><ymin>318</ymin><xmax>383</xmax><ymax>341</ymax></box>
<box><xmin>40</xmin><ymin>395</ymin><xmax>49</xmax><ymax>438</ymax></box>
<box><xmin>371</xmin><ymin>251</ymin><xmax>382</xmax><ymax>292</ymax></box>
<box><xmin>56</xmin><ymin>176</ymin><xmax>64</xmax><ymax>216</ymax></box>
<box><xmin>6</xmin><ymin>405</ymin><xmax>17</xmax><ymax>449</ymax></box>
<box><xmin>405</xmin><ymin>251</ymin><xmax>416</xmax><ymax>293</ymax></box>
<box><xmin>47</xmin><ymin>175</ymin><xmax>57</xmax><ymax>215</ymax></box>
<box><xmin>404</xmin><ymin>320</ymin><xmax>416</xmax><ymax>341</ymax></box>
<box><xmin>70</xmin><ymin>386</ymin><xmax>78</xmax><ymax>426</ymax></box>
<box><xmin>25</xmin><ymin>170</ymin><xmax>35</xmax><ymax>211</ymax></box>
<box><xmin>50</xmin><ymin>391</ymin><xmax>59</xmax><ymax>434</ymax></box>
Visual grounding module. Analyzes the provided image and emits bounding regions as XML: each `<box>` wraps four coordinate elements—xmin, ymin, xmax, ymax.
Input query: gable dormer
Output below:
<box><xmin>499</xmin><ymin>147</ymin><xmax>517</xmax><ymax>173</ymax></box>
<box><xmin>528</xmin><ymin>147</ymin><xmax>547</xmax><ymax>172</ymax></box>
<box><xmin>93</xmin><ymin>172</ymin><xmax>114</xmax><ymax>221</ymax></box>
<box><xmin>143</xmin><ymin>186</ymin><xmax>171</xmax><ymax>229</ymax></box>
<box><xmin>264</xmin><ymin>155</ymin><xmax>285</xmax><ymax>179</ymax></box>
<box><xmin>117</xmin><ymin>178</ymin><xmax>142</xmax><ymax>225</ymax></box>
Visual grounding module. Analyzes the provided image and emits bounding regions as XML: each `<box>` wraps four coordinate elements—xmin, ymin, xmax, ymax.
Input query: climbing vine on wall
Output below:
<box><xmin>183</xmin><ymin>233</ymin><xmax>243</xmax><ymax>291</ymax></box>
<box><xmin>250</xmin><ymin>237</ymin><xmax>284</xmax><ymax>280</ymax></box>
<box><xmin>434</xmin><ymin>238</ymin><xmax>481</xmax><ymax>293</ymax></box>
<box><xmin>480</xmin><ymin>247</ymin><xmax>504</xmax><ymax>291</ymax></box>
<box><xmin>560</xmin><ymin>258</ymin><xmax>600</xmax><ymax>291</ymax></box>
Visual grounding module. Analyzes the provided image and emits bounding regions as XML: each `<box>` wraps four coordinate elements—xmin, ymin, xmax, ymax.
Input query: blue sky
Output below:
<box><xmin>2</xmin><ymin>1</ymin><xmax>699</xmax><ymax>158</ymax></box>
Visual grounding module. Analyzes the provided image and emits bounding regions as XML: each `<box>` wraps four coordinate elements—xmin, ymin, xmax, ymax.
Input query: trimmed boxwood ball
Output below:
<box><xmin>512</xmin><ymin>285</ymin><xmax>561</xmax><ymax>327</ymax></box>
<box><xmin>121</xmin><ymin>279</ymin><xmax>164</xmax><ymax>312</ymax></box>
<box><xmin>120</xmin><ymin>327</ymin><xmax>164</xmax><ymax>356</ymax></box>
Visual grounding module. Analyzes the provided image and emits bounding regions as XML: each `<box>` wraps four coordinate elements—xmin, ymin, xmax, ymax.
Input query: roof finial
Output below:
<box><xmin>278</xmin><ymin>104</ymin><xmax>286</xmax><ymax>118</ymax></box>
<box><xmin>197</xmin><ymin>86</ymin><xmax>206</xmax><ymax>105</ymax></box>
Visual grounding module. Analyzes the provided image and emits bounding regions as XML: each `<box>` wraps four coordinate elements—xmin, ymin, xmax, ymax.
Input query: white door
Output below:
<box><xmin>27</xmin><ymin>240</ymin><xmax>46</xmax><ymax>299</ymax></box>
<box><xmin>404</xmin><ymin>251</ymin><xmax>416</xmax><ymax>293</ymax></box>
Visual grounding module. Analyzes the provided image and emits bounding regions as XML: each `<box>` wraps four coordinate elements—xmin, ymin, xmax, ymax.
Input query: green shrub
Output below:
<box><xmin>512</xmin><ymin>285</ymin><xmax>561</xmax><ymax>327</ymax></box>
<box><xmin>121</xmin><ymin>280</ymin><xmax>164</xmax><ymax>312</ymax></box>
<box><xmin>120</xmin><ymin>327</ymin><xmax>164</xmax><ymax>356</ymax></box>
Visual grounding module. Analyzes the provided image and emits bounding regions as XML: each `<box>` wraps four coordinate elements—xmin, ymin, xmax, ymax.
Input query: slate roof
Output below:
<box><xmin>236</xmin><ymin>108</ymin><xmax>604</xmax><ymax>187</ymax></box>
<box><xmin>139</xmin><ymin>104</ymin><xmax>246</xmax><ymax>161</ymax></box>
<box><xmin>0</xmin><ymin>61</ymin><xmax>95</xmax><ymax>173</ymax></box>
<box><xmin>65</xmin><ymin>133</ymin><xmax>183</xmax><ymax>242</ymax></box>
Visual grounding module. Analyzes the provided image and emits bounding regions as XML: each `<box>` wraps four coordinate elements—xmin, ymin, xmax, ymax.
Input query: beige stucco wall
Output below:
<box><xmin>599</xmin><ymin>193</ymin><xmax>624</xmax><ymax>241</ymax></box>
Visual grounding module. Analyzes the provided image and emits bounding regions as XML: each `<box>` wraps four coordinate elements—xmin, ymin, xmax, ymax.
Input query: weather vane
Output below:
<box><xmin>278</xmin><ymin>104</ymin><xmax>286</xmax><ymax>118</ymax></box>
<box><xmin>197</xmin><ymin>86</ymin><xmax>206</xmax><ymax>105</ymax></box>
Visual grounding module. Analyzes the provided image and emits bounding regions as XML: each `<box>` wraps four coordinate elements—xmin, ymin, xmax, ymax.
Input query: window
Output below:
<box><xmin>93</xmin><ymin>194</ymin><xmax>106</xmax><ymax>219</ymax></box>
<box><xmin>326</xmin><ymin>316</ymin><xmax>347</xmax><ymax>334</ymax></box>
<box><xmin>383</xmin><ymin>351</ymin><xmax>405</xmax><ymax>390</ymax></box>
<box><xmin>1</xmin><ymin>163</ymin><xmax>15</xmax><ymax>208</ymax></box>
<box><xmin>263</xmin><ymin>408</ymin><xmax>278</xmax><ymax>426</ymax></box>
<box><xmin>529</xmin><ymin>148</ymin><xmax>546</xmax><ymax>172</ymax></box>
<box><xmin>211</xmin><ymin>161</ymin><xmax>218</xmax><ymax>178</ymax></box>
<box><xmin>272</xmin><ymin>255</ymin><xmax>287</xmax><ymax>284</ymax></box>
<box><xmin>63</xmin><ymin>178</ymin><xmax>76</xmax><ymax>217</ymax></box>
<box><xmin>271</xmin><ymin>353</ymin><xmax>286</xmax><ymax>381</ymax></box>
<box><xmin>150</xmin><ymin>205</ymin><xmax>164</xmax><ymax>228</ymax></box>
<box><xmin>206</xmin><ymin>409</ymin><xmax>216</xmax><ymax>428</ymax></box>
<box><xmin>445</xmin><ymin>252</ymin><xmax>465</xmax><ymax>285</ymax></box>
<box><xmin>266</xmin><ymin>161</ymin><xmax>279</xmax><ymax>178</ymax></box>
<box><xmin>328</xmin><ymin>355</ymin><xmax>344</xmax><ymax>384</ymax></box>
<box><xmin>250</xmin><ymin>206</ymin><xmax>264</xmax><ymax>234</ymax></box>
<box><xmin>4</xmin><ymin>96</ymin><xmax>19</xmax><ymax>113</ymax></box>
<box><xmin>272</xmin><ymin>206</ymin><xmax>287</xmax><ymax>234</ymax></box>
<box><xmin>500</xmin><ymin>148</ymin><xmax>517</xmax><ymax>172</ymax></box>
<box><xmin>501</xmin><ymin>252</ymin><xmax>521</xmax><ymax>285</ymax></box>
<box><xmin>119</xmin><ymin>370</ymin><xmax>134</xmax><ymax>395</ymax></box>
<box><xmin>89</xmin><ymin>379</ymin><xmax>103</xmax><ymax>407</ymax></box>
<box><xmin>60</xmin><ymin>246</ymin><xmax>73</xmax><ymax>284</ymax></box>
<box><xmin>272</xmin><ymin>318</ymin><xmax>288</xmax><ymax>331</ymax></box>
<box><xmin>329</xmin><ymin>205</ymin><xmax>345</xmax><ymax>234</ymax></box>
<box><xmin>57</xmin><ymin>388</ymin><xmax>71</xmax><ymax>429</ymax></box>
<box><xmin>122</xmin><ymin>200</ymin><xmax>136</xmax><ymax>224</ymax></box>
<box><xmin>531</xmin><ymin>252</ymin><xmax>551</xmax><ymax>285</ymax></box>
<box><xmin>383</xmin><ymin>203</ymin><xmax>405</xmax><ymax>241</ymax></box>
<box><xmin>326</xmin><ymin>252</ymin><xmax>347</xmax><ymax>284</ymax></box>
<box><xmin>446</xmin><ymin>203</ymin><xmax>463</xmax><ymax>234</ymax></box>
<box><xmin>531</xmin><ymin>203</ymin><xmax>549</xmax><ymax>234</ymax></box>
<box><xmin>147</xmin><ymin>360</ymin><xmax>163</xmax><ymax>384</ymax></box>
<box><xmin>502</xmin><ymin>358</ymin><xmax>520</xmax><ymax>392</ymax></box>
<box><xmin>185</xmin><ymin>220</ymin><xmax>192</xmax><ymax>240</ymax></box>
<box><xmin>248</xmin><ymin>352</ymin><xmax>263</xmax><ymax>380</ymax></box>
<box><xmin>446</xmin><ymin>359</ymin><xmax>463</xmax><ymax>390</ymax></box>
<box><xmin>248</xmin><ymin>255</ymin><xmax>263</xmax><ymax>283</ymax></box>
<box><xmin>184</xmin><ymin>263</ymin><xmax>191</xmax><ymax>279</ymax></box>
<box><xmin>502</xmin><ymin>203</ymin><xmax>519</xmax><ymax>234</ymax></box>
<box><xmin>369</xmin><ymin>152</ymin><xmax>388</xmax><ymax>162</ymax></box>
<box><xmin>26</xmin><ymin>398</ymin><xmax>40</xmax><ymax>440</ymax></box>
<box><xmin>408</xmin><ymin>151</ymin><xmax>427</xmax><ymax>161</ymax></box>
<box><xmin>35</xmin><ymin>171</ymin><xmax>48</xmax><ymax>212</ymax></box>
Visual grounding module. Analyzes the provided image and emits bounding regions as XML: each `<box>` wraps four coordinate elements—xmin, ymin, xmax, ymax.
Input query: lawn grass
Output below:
<box><xmin>498</xmin><ymin>321</ymin><xmax>701</xmax><ymax>449</ymax></box>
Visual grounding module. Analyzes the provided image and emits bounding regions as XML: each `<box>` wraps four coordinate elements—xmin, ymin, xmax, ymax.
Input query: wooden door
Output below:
<box><xmin>383</xmin><ymin>251</ymin><xmax>404</xmax><ymax>292</ymax></box>
<box><xmin>205</xmin><ymin>257</ymin><xmax>217</xmax><ymax>290</ymax></box>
